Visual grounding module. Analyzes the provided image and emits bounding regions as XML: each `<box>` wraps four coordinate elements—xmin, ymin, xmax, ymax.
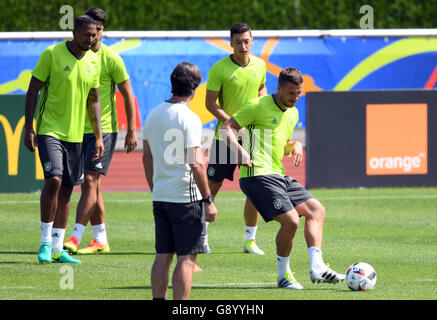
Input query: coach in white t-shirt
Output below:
<box><xmin>142</xmin><ymin>62</ymin><xmax>218</xmax><ymax>300</ymax></box>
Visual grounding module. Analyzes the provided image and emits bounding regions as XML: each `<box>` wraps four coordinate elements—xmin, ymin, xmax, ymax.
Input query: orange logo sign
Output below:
<box><xmin>366</xmin><ymin>104</ymin><xmax>428</xmax><ymax>175</ymax></box>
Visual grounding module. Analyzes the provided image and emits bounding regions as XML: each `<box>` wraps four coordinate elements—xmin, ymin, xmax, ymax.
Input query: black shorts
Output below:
<box><xmin>83</xmin><ymin>133</ymin><xmax>117</xmax><ymax>175</ymax></box>
<box><xmin>207</xmin><ymin>139</ymin><xmax>242</xmax><ymax>182</ymax></box>
<box><xmin>37</xmin><ymin>135</ymin><xmax>84</xmax><ymax>187</ymax></box>
<box><xmin>239</xmin><ymin>175</ymin><xmax>313</xmax><ymax>222</ymax></box>
<box><xmin>153</xmin><ymin>201</ymin><xmax>207</xmax><ymax>256</ymax></box>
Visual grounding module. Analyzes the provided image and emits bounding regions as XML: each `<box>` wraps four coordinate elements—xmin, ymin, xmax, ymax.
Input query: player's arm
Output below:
<box><xmin>187</xmin><ymin>146</ymin><xmax>218</xmax><ymax>223</ymax></box>
<box><xmin>258</xmin><ymin>83</ymin><xmax>267</xmax><ymax>97</ymax></box>
<box><xmin>24</xmin><ymin>76</ymin><xmax>45</xmax><ymax>152</ymax></box>
<box><xmin>86</xmin><ymin>88</ymin><xmax>104</xmax><ymax>161</ymax></box>
<box><xmin>205</xmin><ymin>89</ymin><xmax>230</xmax><ymax>123</ymax></box>
<box><xmin>221</xmin><ymin>117</ymin><xmax>251</xmax><ymax>167</ymax></box>
<box><xmin>284</xmin><ymin>140</ymin><xmax>303</xmax><ymax>168</ymax></box>
<box><xmin>117</xmin><ymin>79</ymin><xmax>138</xmax><ymax>153</ymax></box>
<box><xmin>142</xmin><ymin>140</ymin><xmax>154</xmax><ymax>192</ymax></box>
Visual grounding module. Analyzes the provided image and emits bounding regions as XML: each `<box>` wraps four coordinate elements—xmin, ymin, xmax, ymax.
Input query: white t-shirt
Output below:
<box><xmin>143</xmin><ymin>101</ymin><xmax>203</xmax><ymax>203</ymax></box>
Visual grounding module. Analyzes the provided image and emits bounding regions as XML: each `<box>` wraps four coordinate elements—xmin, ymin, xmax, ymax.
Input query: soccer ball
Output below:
<box><xmin>345</xmin><ymin>262</ymin><xmax>377</xmax><ymax>291</ymax></box>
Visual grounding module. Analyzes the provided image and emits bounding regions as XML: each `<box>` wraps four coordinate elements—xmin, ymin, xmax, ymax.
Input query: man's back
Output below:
<box><xmin>143</xmin><ymin>102</ymin><xmax>202</xmax><ymax>203</ymax></box>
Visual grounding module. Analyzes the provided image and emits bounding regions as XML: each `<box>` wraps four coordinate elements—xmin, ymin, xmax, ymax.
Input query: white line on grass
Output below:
<box><xmin>193</xmin><ymin>282</ymin><xmax>276</xmax><ymax>287</ymax></box>
<box><xmin>2</xmin><ymin>194</ymin><xmax>437</xmax><ymax>205</ymax></box>
<box><xmin>414</xmin><ymin>279</ymin><xmax>437</xmax><ymax>282</ymax></box>
<box><xmin>0</xmin><ymin>286</ymin><xmax>35</xmax><ymax>289</ymax></box>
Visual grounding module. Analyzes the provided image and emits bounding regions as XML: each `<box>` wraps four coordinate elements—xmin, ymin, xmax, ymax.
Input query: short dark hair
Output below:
<box><xmin>278</xmin><ymin>67</ymin><xmax>304</xmax><ymax>87</ymax></box>
<box><xmin>74</xmin><ymin>15</ymin><xmax>96</xmax><ymax>31</ymax></box>
<box><xmin>230</xmin><ymin>23</ymin><xmax>252</xmax><ymax>40</ymax></box>
<box><xmin>170</xmin><ymin>62</ymin><xmax>202</xmax><ymax>97</ymax></box>
<box><xmin>85</xmin><ymin>8</ymin><xmax>106</xmax><ymax>26</ymax></box>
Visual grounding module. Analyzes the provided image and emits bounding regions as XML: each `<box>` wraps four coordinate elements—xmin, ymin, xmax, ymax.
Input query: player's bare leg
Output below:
<box><xmin>151</xmin><ymin>253</ymin><xmax>173</xmax><ymax>299</ymax></box>
<box><xmin>296</xmin><ymin>198</ymin><xmax>325</xmax><ymax>249</ymax></box>
<box><xmin>89</xmin><ymin>190</ymin><xmax>105</xmax><ymax>226</ymax></box>
<box><xmin>243</xmin><ymin>198</ymin><xmax>264</xmax><ymax>254</ymax></box>
<box><xmin>64</xmin><ymin>171</ymin><xmax>100</xmax><ymax>254</ymax></box>
<box><xmin>40</xmin><ymin>176</ymin><xmax>62</xmax><ymax>223</ymax></box>
<box><xmin>38</xmin><ymin>177</ymin><xmax>62</xmax><ymax>263</ymax></box>
<box><xmin>76</xmin><ymin>171</ymin><xmax>100</xmax><ymax>226</ymax></box>
<box><xmin>202</xmin><ymin>179</ymin><xmax>224</xmax><ymax>254</ymax></box>
<box><xmin>273</xmin><ymin>210</ymin><xmax>303</xmax><ymax>289</ymax></box>
<box><xmin>296</xmin><ymin>198</ymin><xmax>345</xmax><ymax>283</ymax></box>
<box><xmin>273</xmin><ymin>210</ymin><xmax>299</xmax><ymax>258</ymax></box>
<box><xmin>51</xmin><ymin>184</ymin><xmax>80</xmax><ymax>263</ymax></box>
<box><xmin>53</xmin><ymin>185</ymin><xmax>74</xmax><ymax>230</ymax></box>
<box><xmin>244</xmin><ymin>197</ymin><xmax>258</xmax><ymax>227</ymax></box>
<box><xmin>172</xmin><ymin>254</ymin><xmax>197</xmax><ymax>300</ymax></box>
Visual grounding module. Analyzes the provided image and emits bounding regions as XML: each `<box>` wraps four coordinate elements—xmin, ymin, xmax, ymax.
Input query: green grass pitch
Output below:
<box><xmin>0</xmin><ymin>187</ymin><xmax>436</xmax><ymax>300</ymax></box>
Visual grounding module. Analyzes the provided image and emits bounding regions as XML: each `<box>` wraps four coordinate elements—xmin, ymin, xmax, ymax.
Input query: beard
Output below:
<box><xmin>78</xmin><ymin>42</ymin><xmax>91</xmax><ymax>51</ymax></box>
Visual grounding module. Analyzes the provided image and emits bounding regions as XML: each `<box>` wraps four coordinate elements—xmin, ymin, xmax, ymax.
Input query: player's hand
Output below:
<box><xmin>93</xmin><ymin>137</ymin><xmax>105</xmax><ymax>161</ymax></box>
<box><xmin>24</xmin><ymin>128</ymin><xmax>36</xmax><ymax>152</ymax></box>
<box><xmin>124</xmin><ymin>129</ymin><xmax>138</xmax><ymax>153</ymax></box>
<box><xmin>239</xmin><ymin>149</ymin><xmax>252</xmax><ymax>167</ymax></box>
<box><xmin>291</xmin><ymin>141</ymin><xmax>303</xmax><ymax>168</ymax></box>
<box><xmin>204</xmin><ymin>202</ymin><xmax>218</xmax><ymax>222</ymax></box>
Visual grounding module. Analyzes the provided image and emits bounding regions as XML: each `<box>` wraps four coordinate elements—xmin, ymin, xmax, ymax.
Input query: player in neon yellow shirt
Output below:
<box><xmin>222</xmin><ymin>67</ymin><xmax>345</xmax><ymax>289</ymax></box>
<box><xmin>206</xmin><ymin>23</ymin><xmax>267</xmax><ymax>255</ymax></box>
<box><xmin>24</xmin><ymin>15</ymin><xmax>103</xmax><ymax>264</ymax></box>
<box><xmin>63</xmin><ymin>8</ymin><xmax>138</xmax><ymax>255</ymax></box>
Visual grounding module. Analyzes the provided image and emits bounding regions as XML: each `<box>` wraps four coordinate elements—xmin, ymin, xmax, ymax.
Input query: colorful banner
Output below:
<box><xmin>0</xmin><ymin>95</ymin><xmax>44</xmax><ymax>192</ymax></box>
<box><xmin>0</xmin><ymin>36</ymin><xmax>436</xmax><ymax>129</ymax></box>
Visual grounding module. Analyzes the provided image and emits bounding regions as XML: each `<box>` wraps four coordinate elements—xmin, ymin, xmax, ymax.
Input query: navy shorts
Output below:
<box><xmin>37</xmin><ymin>135</ymin><xmax>84</xmax><ymax>187</ymax></box>
<box><xmin>207</xmin><ymin>139</ymin><xmax>242</xmax><ymax>182</ymax></box>
<box><xmin>239</xmin><ymin>175</ymin><xmax>313</xmax><ymax>222</ymax></box>
<box><xmin>153</xmin><ymin>201</ymin><xmax>207</xmax><ymax>256</ymax></box>
<box><xmin>83</xmin><ymin>133</ymin><xmax>117</xmax><ymax>175</ymax></box>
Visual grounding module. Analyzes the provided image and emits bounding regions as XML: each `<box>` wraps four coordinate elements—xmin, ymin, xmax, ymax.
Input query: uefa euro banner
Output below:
<box><xmin>0</xmin><ymin>30</ymin><xmax>436</xmax><ymax>131</ymax></box>
<box><xmin>0</xmin><ymin>30</ymin><xmax>436</xmax><ymax>192</ymax></box>
<box><xmin>306</xmin><ymin>90</ymin><xmax>437</xmax><ymax>188</ymax></box>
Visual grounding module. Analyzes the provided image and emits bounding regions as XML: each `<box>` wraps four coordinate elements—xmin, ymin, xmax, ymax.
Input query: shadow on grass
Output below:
<box><xmin>0</xmin><ymin>250</ymin><xmax>154</xmax><ymax>256</ymax></box>
<box><xmin>105</xmin><ymin>285</ymin><xmax>338</xmax><ymax>291</ymax></box>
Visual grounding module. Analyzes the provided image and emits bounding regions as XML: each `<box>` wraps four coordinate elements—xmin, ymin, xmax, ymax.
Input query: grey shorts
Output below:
<box><xmin>83</xmin><ymin>133</ymin><xmax>117</xmax><ymax>175</ymax></box>
<box><xmin>153</xmin><ymin>201</ymin><xmax>207</xmax><ymax>256</ymax></box>
<box><xmin>37</xmin><ymin>135</ymin><xmax>84</xmax><ymax>187</ymax></box>
<box><xmin>239</xmin><ymin>175</ymin><xmax>313</xmax><ymax>222</ymax></box>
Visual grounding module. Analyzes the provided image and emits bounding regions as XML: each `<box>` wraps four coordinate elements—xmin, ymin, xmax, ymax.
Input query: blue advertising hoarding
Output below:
<box><xmin>0</xmin><ymin>31</ymin><xmax>436</xmax><ymax>130</ymax></box>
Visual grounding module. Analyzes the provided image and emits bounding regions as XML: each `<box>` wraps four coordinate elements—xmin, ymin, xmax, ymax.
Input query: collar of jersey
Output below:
<box><xmin>229</xmin><ymin>54</ymin><xmax>250</xmax><ymax>68</ymax></box>
<box><xmin>272</xmin><ymin>95</ymin><xmax>287</xmax><ymax>113</ymax></box>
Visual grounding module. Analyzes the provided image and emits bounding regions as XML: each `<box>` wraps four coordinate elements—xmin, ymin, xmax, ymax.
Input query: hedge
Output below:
<box><xmin>0</xmin><ymin>0</ymin><xmax>435</xmax><ymax>31</ymax></box>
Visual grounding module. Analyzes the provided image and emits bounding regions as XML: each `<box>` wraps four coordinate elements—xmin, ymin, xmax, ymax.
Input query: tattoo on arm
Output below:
<box><xmin>87</xmin><ymin>88</ymin><xmax>102</xmax><ymax>137</ymax></box>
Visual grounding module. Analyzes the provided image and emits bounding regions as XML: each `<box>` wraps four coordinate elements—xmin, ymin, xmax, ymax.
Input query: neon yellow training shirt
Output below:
<box><xmin>32</xmin><ymin>41</ymin><xmax>100</xmax><ymax>143</ymax></box>
<box><xmin>206</xmin><ymin>55</ymin><xmax>266</xmax><ymax>140</ymax></box>
<box><xmin>84</xmin><ymin>43</ymin><xmax>129</xmax><ymax>134</ymax></box>
<box><xmin>233</xmin><ymin>94</ymin><xmax>299</xmax><ymax>178</ymax></box>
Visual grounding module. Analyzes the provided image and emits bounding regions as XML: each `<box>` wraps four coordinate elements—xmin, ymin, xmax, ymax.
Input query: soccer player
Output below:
<box><xmin>205</xmin><ymin>23</ymin><xmax>267</xmax><ymax>255</ymax></box>
<box><xmin>143</xmin><ymin>62</ymin><xmax>218</xmax><ymax>300</ymax></box>
<box><xmin>221</xmin><ymin>67</ymin><xmax>345</xmax><ymax>289</ymax></box>
<box><xmin>63</xmin><ymin>8</ymin><xmax>138</xmax><ymax>255</ymax></box>
<box><xmin>24</xmin><ymin>15</ymin><xmax>103</xmax><ymax>264</ymax></box>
